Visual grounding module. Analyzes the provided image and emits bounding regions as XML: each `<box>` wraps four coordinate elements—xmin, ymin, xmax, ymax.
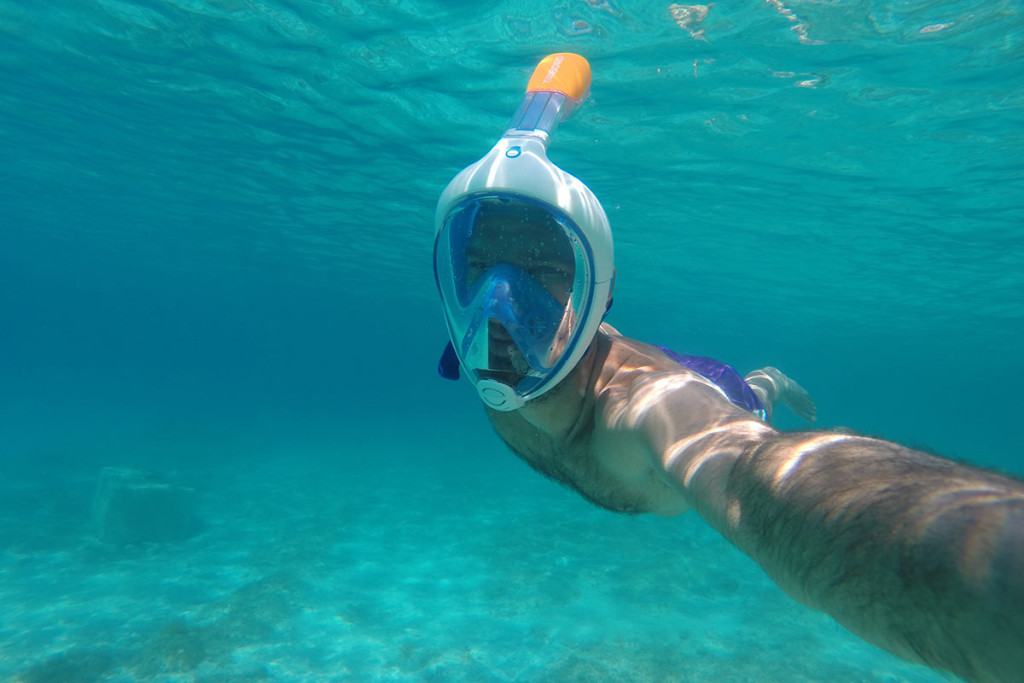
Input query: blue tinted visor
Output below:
<box><xmin>434</xmin><ymin>194</ymin><xmax>598</xmax><ymax>399</ymax></box>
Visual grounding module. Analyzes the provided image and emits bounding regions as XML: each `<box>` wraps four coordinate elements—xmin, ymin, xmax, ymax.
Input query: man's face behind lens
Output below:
<box><xmin>462</xmin><ymin>203</ymin><xmax>577</xmax><ymax>384</ymax></box>
<box><xmin>464</xmin><ymin>209</ymin><xmax>576</xmax><ymax>306</ymax></box>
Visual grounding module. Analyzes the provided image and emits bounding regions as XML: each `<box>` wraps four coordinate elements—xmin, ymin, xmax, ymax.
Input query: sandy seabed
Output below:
<box><xmin>1</xmin><ymin>444</ymin><xmax>948</xmax><ymax>683</ymax></box>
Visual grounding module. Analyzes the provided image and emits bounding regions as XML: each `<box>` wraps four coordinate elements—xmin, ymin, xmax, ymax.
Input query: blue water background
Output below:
<box><xmin>1</xmin><ymin>0</ymin><xmax>1022</xmax><ymax>680</ymax></box>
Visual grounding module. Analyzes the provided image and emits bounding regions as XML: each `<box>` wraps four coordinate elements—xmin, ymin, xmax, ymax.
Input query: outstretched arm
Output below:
<box><xmin>726</xmin><ymin>433</ymin><xmax>1024</xmax><ymax>683</ymax></box>
<box><xmin>659</xmin><ymin>418</ymin><xmax>1024</xmax><ymax>682</ymax></box>
<box><xmin>744</xmin><ymin>366</ymin><xmax>816</xmax><ymax>422</ymax></box>
<box><xmin>586</xmin><ymin>335</ymin><xmax>1021</xmax><ymax>681</ymax></box>
<box><xmin>604</xmin><ymin>352</ymin><xmax>1024</xmax><ymax>683</ymax></box>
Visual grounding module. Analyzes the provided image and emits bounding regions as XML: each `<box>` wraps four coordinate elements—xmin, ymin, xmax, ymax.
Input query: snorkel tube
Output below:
<box><xmin>434</xmin><ymin>53</ymin><xmax>601</xmax><ymax>233</ymax></box>
<box><xmin>434</xmin><ymin>53</ymin><xmax>614</xmax><ymax>411</ymax></box>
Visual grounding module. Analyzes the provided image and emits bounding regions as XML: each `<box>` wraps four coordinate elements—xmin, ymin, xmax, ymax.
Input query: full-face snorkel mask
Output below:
<box><xmin>434</xmin><ymin>53</ymin><xmax>614</xmax><ymax>411</ymax></box>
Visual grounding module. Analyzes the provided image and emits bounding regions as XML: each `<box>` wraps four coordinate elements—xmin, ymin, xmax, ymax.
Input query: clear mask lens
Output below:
<box><xmin>434</xmin><ymin>195</ymin><xmax>597</xmax><ymax>398</ymax></box>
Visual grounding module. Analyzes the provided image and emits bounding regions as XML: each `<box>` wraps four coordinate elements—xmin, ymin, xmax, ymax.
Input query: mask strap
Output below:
<box><xmin>438</xmin><ymin>341</ymin><xmax>460</xmax><ymax>380</ymax></box>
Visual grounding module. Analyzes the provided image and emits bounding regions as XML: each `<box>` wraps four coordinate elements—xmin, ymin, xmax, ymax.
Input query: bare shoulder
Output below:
<box><xmin>592</xmin><ymin>330</ymin><xmax>747</xmax><ymax>422</ymax></box>
<box><xmin>593</xmin><ymin>327</ymin><xmax>680</xmax><ymax>382</ymax></box>
<box><xmin>582</xmin><ymin>331</ymin><xmax>770</xmax><ymax>515</ymax></box>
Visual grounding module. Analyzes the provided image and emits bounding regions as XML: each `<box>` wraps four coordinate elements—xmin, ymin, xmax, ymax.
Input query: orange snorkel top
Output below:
<box><xmin>507</xmin><ymin>53</ymin><xmax>591</xmax><ymax>144</ymax></box>
<box><xmin>526</xmin><ymin>53</ymin><xmax>591</xmax><ymax>102</ymax></box>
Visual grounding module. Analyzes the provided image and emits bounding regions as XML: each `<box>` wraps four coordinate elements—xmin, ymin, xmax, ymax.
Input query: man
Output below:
<box><xmin>433</xmin><ymin>53</ymin><xmax>1024</xmax><ymax>683</ymax></box>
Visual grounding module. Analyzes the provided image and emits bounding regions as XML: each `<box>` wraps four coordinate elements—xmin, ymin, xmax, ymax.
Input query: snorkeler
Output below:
<box><xmin>432</xmin><ymin>54</ymin><xmax>1024</xmax><ymax>683</ymax></box>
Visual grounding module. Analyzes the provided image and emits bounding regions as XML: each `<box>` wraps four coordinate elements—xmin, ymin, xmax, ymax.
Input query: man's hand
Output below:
<box><xmin>746</xmin><ymin>366</ymin><xmax>817</xmax><ymax>422</ymax></box>
<box><xmin>765</xmin><ymin>366</ymin><xmax>817</xmax><ymax>422</ymax></box>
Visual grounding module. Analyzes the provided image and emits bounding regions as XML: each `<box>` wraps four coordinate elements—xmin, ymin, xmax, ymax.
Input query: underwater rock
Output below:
<box><xmin>92</xmin><ymin>467</ymin><xmax>197</xmax><ymax>544</ymax></box>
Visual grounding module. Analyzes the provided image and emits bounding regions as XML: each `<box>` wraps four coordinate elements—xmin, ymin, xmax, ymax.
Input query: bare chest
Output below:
<box><xmin>488</xmin><ymin>411</ymin><xmax>686</xmax><ymax>515</ymax></box>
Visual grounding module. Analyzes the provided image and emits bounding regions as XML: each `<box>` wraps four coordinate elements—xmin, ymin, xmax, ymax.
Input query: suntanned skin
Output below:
<box><xmin>485</xmin><ymin>325</ymin><xmax>1024</xmax><ymax>683</ymax></box>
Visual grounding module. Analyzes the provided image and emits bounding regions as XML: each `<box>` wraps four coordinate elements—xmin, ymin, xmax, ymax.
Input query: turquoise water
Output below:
<box><xmin>1</xmin><ymin>0</ymin><xmax>1021</xmax><ymax>680</ymax></box>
